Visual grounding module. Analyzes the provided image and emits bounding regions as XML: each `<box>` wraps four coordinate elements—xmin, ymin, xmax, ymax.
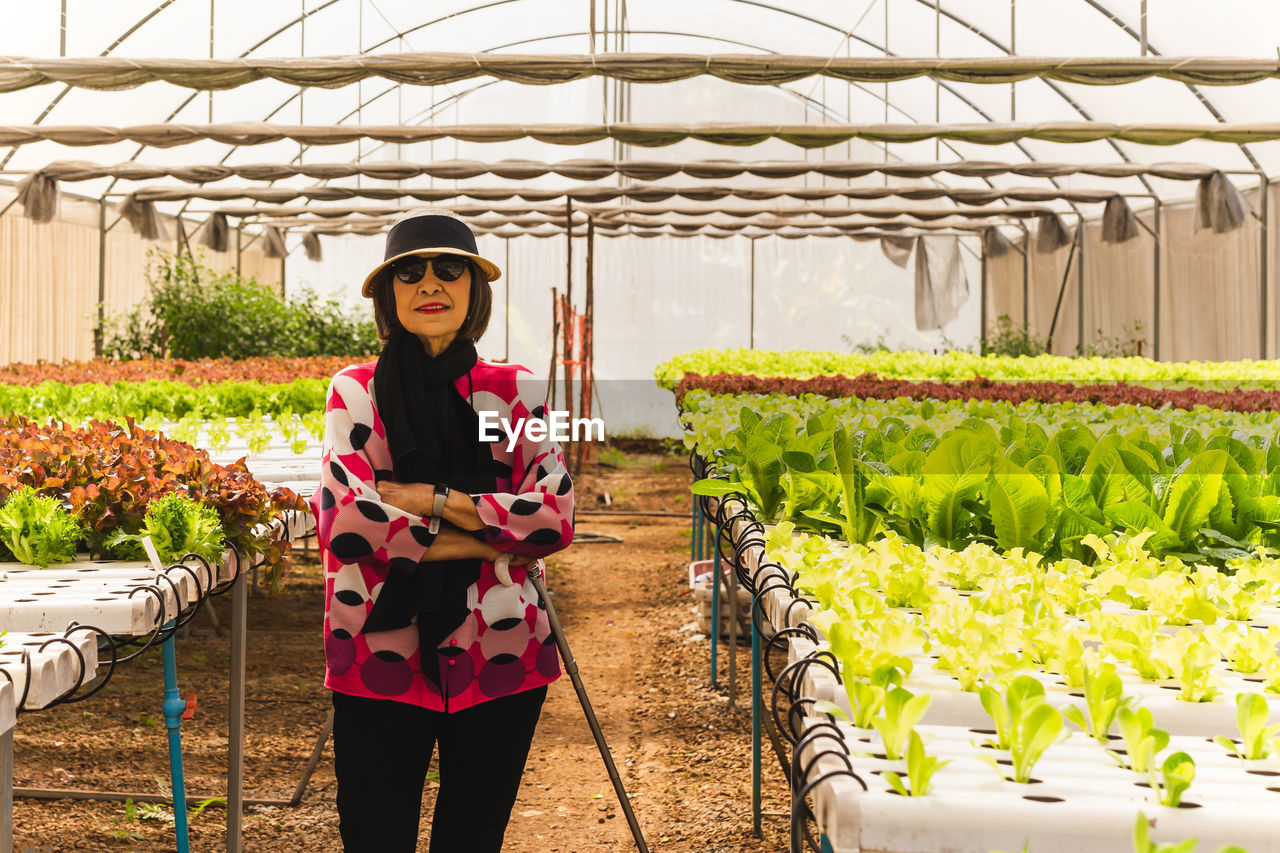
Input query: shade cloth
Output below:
<box><xmin>3</xmin><ymin>121</ymin><xmax>1280</xmax><ymax>149</ymax></box>
<box><xmin>1</xmin><ymin>53</ymin><xmax>1277</xmax><ymax>93</ymax></box>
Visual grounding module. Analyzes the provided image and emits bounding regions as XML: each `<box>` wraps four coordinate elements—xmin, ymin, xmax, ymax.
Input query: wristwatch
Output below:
<box><xmin>428</xmin><ymin>483</ymin><xmax>450</xmax><ymax>534</ymax></box>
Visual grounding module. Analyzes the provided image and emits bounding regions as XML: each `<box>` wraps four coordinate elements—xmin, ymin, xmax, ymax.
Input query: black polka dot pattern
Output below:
<box><xmin>334</xmin><ymin>590</ymin><xmax>364</xmax><ymax>607</ymax></box>
<box><xmin>349</xmin><ymin>423</ymin><xmax>372</xmax><ymax>451</ymax></box>
<box><xmin>356</xmin><ymin>500</ymin><xmax>388</xmax><ymax>522</ymax></box>
<box><xmin>319</xmin><ymin>487</ymin><xmax>336</xmax><ymax>510</ymax></box>
<box><xmin>329</xmin><ymin>461</ymin><xmax>349</xmax><ymax>487</ymax></box>
<box><xmin>509</xmin><ymin>498</ymin><xmax>541</xmax><ymax>515</ymax></box>
<box><xmin>329</xmin><ymin>532</ymin><xmax>373</xmax><ymax>560</ymax></box>
<box><xmin>555</xmin><ymin>476</ymin><xmax>571</xmax><ymax>496</ymax></box>
<box><xmin>410</xmin><ymin>525</ymin><xmax>435</xmax><ymax>547</ymax></box>
<box><xmin>526</xmin><ymin>528</ymin><xmax>562</xmax><ymax>546</ymax></box>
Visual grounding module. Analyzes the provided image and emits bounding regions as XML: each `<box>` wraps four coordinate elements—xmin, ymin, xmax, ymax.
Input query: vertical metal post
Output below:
<box><xmin>749</xmin><ymin>237</ymin><xmax>756</xmax><ymax>348</ymax></box>
<box><xmin>96</xmin><ymin>197</ymin><xmax>107</xmax><ymax>357</ymax></box>
<box><xmin>280</xmin><ymin>244</ymin><xmax>287</xmax><ymax>299</ymax></box>
<box><xmin>1009</xmin><ymin>0</ymin><xmax>1016</xmax><ymax>119</ymax></box>
<box><xmin>1153</xmin><ymin>198</ymin><xmax>1162</xmax><ymax>360</ymax></box>
<box><xmin>751</xmin><ymin>617</ymin><xmax>762</xmax><ymax>837</ymax></box>
<box><xmin>934</xmin><ymin>0</ymin><xmax>941</xmax><ymax>161</ymax></box>
<box><xmin>60</xmin><ymin>0</ymin><xmax>67</xmax><ymax>55</ymax></box>
<box><xmin>209</xmin><ymin>0</ymin><xmax>215</xmax><ymax>122</ymax></box>
<box><xmin>564</xmin><ymin>200</ymin><xmax>574</xmax><ymax>439</ymax></box>
<box><xmin>227</xmin><ymin>569</ymin><xmax>248</xmax><ymax>853</ymax></box>
<box><xmin>1</xmin><ymin>729</ymin><xmax>12</xmax><ymax>853</ymax></box>
<box><xmin>1019</xmin><ymin>223</ymin><xmax>1030</xmax><ymax>331</ymax></box>
<box><xmin>1140</xmin><ymin>0</ymin><xmax>1148</xmax><ymax>56</ymax></box>
<box><xmin>710</xmin><ymin>515</ymin><xmax>720</xmax><ymax>687</ymax></box>
<box><xmin>235</xmin><ymin>223</ymin><xmax>242</xmax><ymax>276</ymax></box>
<box><xmin>504</xmin><ymin>238</ymin><xmax>511</xmax><ymax>362</ymax></box>
<box><xmin>1260</xmin><ymin>175</ymin><xmax>1269</xmax><ymax>359</ymax></box>
<box><xmin>979</xmin><ymin>244</ymin><xmax>988</xmax><ymax>352</ymax></box>
<box><xmin>1077</xmin><ymin>213</ymin><xmax>1086</xmax><ymax>354</ymax></box>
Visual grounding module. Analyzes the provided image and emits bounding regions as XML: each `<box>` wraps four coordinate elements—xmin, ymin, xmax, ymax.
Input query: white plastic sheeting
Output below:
<box><xmin>1</xmin><ymin>1</ymin><xmax>1277</xmax><ymax>433</ymax></box>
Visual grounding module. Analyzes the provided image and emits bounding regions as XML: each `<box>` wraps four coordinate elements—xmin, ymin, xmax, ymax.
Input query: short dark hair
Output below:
<box><xmin>371</xmin><ymin>259</ymin><xmax>493</xmax><ymax>347</ymax></box>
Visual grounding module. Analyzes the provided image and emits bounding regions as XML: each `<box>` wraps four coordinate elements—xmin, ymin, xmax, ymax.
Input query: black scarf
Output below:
<box><xmin>362</xmin><ymin>329</ymin><xmax>496</xmax><ymax>689</ymax></box>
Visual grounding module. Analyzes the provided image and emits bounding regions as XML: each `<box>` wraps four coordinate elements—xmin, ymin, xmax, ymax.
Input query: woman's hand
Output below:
<box><xmin>377</xmin><ymin>481</ymin><xmax>432</xmax><ymax>517</ymax></box>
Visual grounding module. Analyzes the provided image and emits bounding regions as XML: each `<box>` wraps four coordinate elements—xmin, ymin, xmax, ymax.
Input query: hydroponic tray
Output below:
<box><xmin>0</xmin><ymin>632</ymin><xmax>100</xmax><ymax>711</ymax></box>
<box><xmin>797</xmin><ymin>714</ymin><xmax>1280</xmax><ymax>853</ymax></box>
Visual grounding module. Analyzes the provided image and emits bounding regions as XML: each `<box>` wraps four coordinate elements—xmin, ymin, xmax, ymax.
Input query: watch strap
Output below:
<box><xmin>428</xmin><ymin>483</ymin><xmax>450</xmax><ymax>534</ymax></box>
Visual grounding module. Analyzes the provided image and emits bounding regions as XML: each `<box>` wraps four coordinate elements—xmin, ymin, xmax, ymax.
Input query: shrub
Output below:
<box><xmin>104</xmin><ymin>249</ymin><xmax>378</xmax><ymax>360</ymax></box>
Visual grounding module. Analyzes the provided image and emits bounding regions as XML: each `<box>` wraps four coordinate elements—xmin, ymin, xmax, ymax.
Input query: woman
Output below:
<box><xmin>310</xmin><ymin>209</ymin><xmax>574</xmax><ymax>852</ymax></box>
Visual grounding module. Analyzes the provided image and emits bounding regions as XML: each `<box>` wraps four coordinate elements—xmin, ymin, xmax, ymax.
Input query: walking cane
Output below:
<box><xmin>516</xmin><ymin>558</ymin><xmax>651</xmax><ymax>852</ymax></box>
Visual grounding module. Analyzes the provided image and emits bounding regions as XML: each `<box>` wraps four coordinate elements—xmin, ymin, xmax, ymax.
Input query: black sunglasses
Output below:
<box><xmin>391</xmin><ymin>254</ymin><xmax>470</xmax><ymax>284</ymax></box>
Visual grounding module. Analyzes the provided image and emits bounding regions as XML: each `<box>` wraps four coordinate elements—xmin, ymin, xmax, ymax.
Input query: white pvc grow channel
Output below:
<box><xmin>797</xmin><ymin>714</ymin><xmax>1280</xmax><ymax>853</ymax></box>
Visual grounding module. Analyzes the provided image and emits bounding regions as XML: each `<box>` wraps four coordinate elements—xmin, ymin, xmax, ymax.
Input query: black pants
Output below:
<box><xmin>332</xmin><ymin>686</ymin><xmax>548</xmax><ymax>853</ymax></box>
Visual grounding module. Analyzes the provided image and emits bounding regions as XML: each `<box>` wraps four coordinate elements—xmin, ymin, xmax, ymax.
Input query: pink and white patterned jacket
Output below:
<box><xmin>311</xmin><ymin>359</ymin><xmax>574</xmax><ymax>712</ymax></box>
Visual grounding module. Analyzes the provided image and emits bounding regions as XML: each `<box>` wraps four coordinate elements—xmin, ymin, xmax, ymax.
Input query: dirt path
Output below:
<box><xmin>9</xmin><ymin>448</ymin><xmax>790</xmax><ymax>852</ymax></box>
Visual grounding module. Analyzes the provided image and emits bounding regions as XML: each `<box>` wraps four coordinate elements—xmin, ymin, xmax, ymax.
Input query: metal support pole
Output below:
<box><xmin>280</xmin><ymin>248</ymin><xmax>287</xmax><ymax>299</ymax></box>
<box><xmin>1</xmin><ymin>729</ymin><xmax>12</xmax><ymax>853</ymax></box>
<box><xmin>751</xmin><ymin>618</ymin><xmax>762</xmax><ymax>837</ymax></box>
<box><xmin>528</xmin><ymin>569</ymin><xmax>649</xmax><ymax>853</ymax></box>
<box><xmin>1153</xmin><ymin>199</ymin><xmax>1162</xmax><ymax>360</ymax></box>
<box><xmin>1261</xmin><ymin>178</ymin><xmax>1269</xmax><ymax>359</ymax></box>
<box><xmin>1077</xmin><ymin>213</ymin><xmax>1086</xmax><ymax>354</ymax></box>
<box><xmin>1019</xmin><ymin>223</ymin><xmax>1030</xmax><ymax>331</ymax></box>
<box><xmin>504</xmin><ymin>238</ymin><xmax>511</xmax><ymax>362</ymax></box>
<box><xmin>96</xmin><ymin>197</ymin><xmax>107</xmax><ymax>357</ymax></box>
<box><xmin>979</xmin><ymin>245</ymin><xmax>988</xmax><ymax>352</ymax></box>
<box><xmin>710</xmin><ymin>515</ymin><xmax>721</xmax><ymax>687</ymax></box>
<box><xmin>235</xmin><ymin>223</ymin><xmax>242</xmax><ymax>277</ymax></box>
<box><xmin>59</xmin><ymin>0</ymin><xmax>67</xmax><ymax>55</ymax></box>
<box><xmin>1044</xmin><ymin>228</ymin><xmax>1080</xmax><ymax>353</ymax></box>
<box><xmin>1140</xmin><ymin>0</ymin><xmax>1149</xmax><ymax>56</ymax></box>
<box><xmin>227</xmin><ymin>569</ymin><xmax>248</xmax><ymax>853</ymax></box>
<box><xmin>749</xmin><ymin>237</ymin><xmax>756</xmax><ymax>348</ymax></box>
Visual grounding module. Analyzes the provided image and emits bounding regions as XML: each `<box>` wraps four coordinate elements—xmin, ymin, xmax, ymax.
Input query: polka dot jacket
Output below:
<box><xmin>311</xmin><ymin>359</ymin><xmax>575</xmax><ymax>712</ymax></box>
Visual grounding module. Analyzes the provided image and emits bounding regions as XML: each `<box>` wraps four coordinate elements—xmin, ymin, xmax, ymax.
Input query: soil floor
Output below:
<box><xmin>9</xmin><ymin>444</ymin><xmax>792</xmax><ymax>852</ymax></box>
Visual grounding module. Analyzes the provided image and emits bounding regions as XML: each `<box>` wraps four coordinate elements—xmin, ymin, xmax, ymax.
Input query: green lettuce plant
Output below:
<box><xmin>872</xmin><ymin>687</ymin><xmax>932</xmax><ymax>760</ymax></box>
<box><xmin>882</xmin><ymin>730</ymin><xmax>950</xmax><ymax>797</ymax></box>
<box><xmin>1063</xmin><ymin>664</ymin><xmax>1132</xmax><ymax>743</ymax></box>
<box><xmin>979</xmin><ymin>674</ymin><xmax>1046</xmax><ymax>751</ymax></box>
<box><xmin>1153</xmin><ymin>752</ymin><xmax>1196</xmax><ymax>808</ymax></box>
<box><xmin>1214</xmin><ymin>693</ymin><xmax>1280</xmax><ymax>761</ymax></box>
<box><xmin>0</xmin><ymin>486</ymin><xmax>84</xmax><ymax>567</ymax></box>
<box><xmin>1112</xmin><ymin>706</ymin><xmax>1169</xmax><ymax>774</ymax></box>
<box><xmin>105</xmin><ymin>492</ymin><xmax>225</xmax><ymax>565</ymax></box>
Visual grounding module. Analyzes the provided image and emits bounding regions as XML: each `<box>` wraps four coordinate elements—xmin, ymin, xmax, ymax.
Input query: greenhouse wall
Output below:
<box><xmin>986</xmin><ymin>183</ymin><xmax>1280</xmax><ymax>363</ymax></box>
<box><xmin>0</xmin><ymin>185</ymin><xmax>281</xmax><ymax>364</ymax></box>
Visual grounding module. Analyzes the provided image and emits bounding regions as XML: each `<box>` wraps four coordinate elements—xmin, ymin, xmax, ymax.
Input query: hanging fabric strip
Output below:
<box><xmin>1101</xmin><ymin>197</ymin><xmax>1141</xmax><ymax>244</ymax></box>
<box><xmin>14</xmin><ymin>171</ymin><xmax>59</xmax><ymax>223</ymax></box>
<box><xmin>198</xmin><ymin>212</ymin><xmax>230</xmax><ymax>252</ymax></box>
<box><xmin>880</xmin><ymin>235</ymin><xmax>915</xmax><ymax>268</ymax></box>
<box><xmin>1194</xmin><ymin>171</ymin><xmax>1252</xmax><ymax>233</ymax></box>
<box><xmin>914</xmin><ymin>236</ymin><xmax>971</xmax><ymax>331</ymax></box>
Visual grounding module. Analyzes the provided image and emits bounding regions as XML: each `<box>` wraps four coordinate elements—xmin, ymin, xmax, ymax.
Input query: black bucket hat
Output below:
<box><xmin>361</xmin><ymin>210</ymin><xmax>502</xmax><ymax>297</ymax></box>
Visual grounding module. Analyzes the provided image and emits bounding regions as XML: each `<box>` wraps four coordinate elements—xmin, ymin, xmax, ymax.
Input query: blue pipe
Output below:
<box><xmin>160</xmin><ymin>620</ymin><xmax>190</xmax><ymax>853</ymax></box>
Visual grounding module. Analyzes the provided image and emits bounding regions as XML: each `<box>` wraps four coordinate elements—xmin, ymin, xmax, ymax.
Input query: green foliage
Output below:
<box><xmin>1213</xmin><ymin>693</ymin><xmax>1280</xmax><ymax>761</ymax></box>
<box><xmin>0</xmin><ymin>486</ymin><xmax>84</xmax><ymax>566</ymax></box>
<box><xmin>1063</xmin><ymin>664</ymin><xmax>1132</xmax><ymax>743</ymax></box>
<box><xmin>105</xmin><ymin>491</ymin><xmax>225</xmax><ymax>565</ymax></box>
<box><xmin>982</xmin><ymin>315</ymin><xmax>1048</xmax><ymax>358</ymax></box>
<box><xmin>871</xmin><ymin>686</ymin><xmax>932</xmax><ymax>760</ymax></box>
<box><xmin>1112</xmin><ymin>706</ymin><xmax>1169</xmax><ymax>774</ymax></box>
<box><xmin>1154</xmin><ymin>751</ymin><xmax>1196</xmax><ymax>807</ymax></box>
<box><xmin>103</xmin><ymin>248</ymin><xmax>377</xmax><ymax>360</ymax></box>
<box><xmin>980</xmin><ymin>675</ymin><xmax>1047</xmax><ymax>751</ymax></box>
<box><xmin>882</xmin><ymin>730</ymin><xmax>951</xmax><ymax>797</ymax></box>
